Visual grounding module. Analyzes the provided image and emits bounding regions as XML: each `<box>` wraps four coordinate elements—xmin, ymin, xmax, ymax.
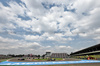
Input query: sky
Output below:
<box><xmin>0</xmin><ymin>0</ymin><xmax>100</xmax><ymax>55</ymax></box>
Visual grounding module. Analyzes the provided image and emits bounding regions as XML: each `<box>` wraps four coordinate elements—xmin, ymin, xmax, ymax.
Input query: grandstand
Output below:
<box><xmin>70</xmin><ymin>43</ymin><xmax>100</xmax><ymax>59</ymax></box>
<box><xmin>51</xmin><ymin>53</ymin><xmax>68</xmax><ymax>58</ymax></box>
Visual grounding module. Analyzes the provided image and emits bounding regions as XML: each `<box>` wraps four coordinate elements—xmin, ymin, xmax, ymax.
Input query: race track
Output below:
<box><xmin>0</xmin><ymin>60</ymin><xmax>100</xmax><ymax>65</ymax></box>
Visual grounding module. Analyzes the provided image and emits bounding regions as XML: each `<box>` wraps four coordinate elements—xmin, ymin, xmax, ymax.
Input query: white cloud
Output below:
<box><xmin>79</xmin><ymin>33</ymin><xmax>87</xmax><ymax>37</ymax></box>
<box><xmin>67</xmin><ymin>46</ymin><xmax>72</xmax><ymax>49</ymax></box>
<box><xmin>59</xmin><ymin>45</ymin><xmax>72</xmax><ymax>49</ymax></box>
<box><xmin>0</xmin><ymin>0</ymin><xmax>100</xmax><ymax>54</ymax></box>
<box><xmin>8</xmin><ymin>1</ymin><xmax>26</xmax><ymax>16</ymax></box>
<box><xmin>46</xmin><ymin>46</ymin><xmax>51</xmax><ymax>48</ymax></box>
<box><xmin>41</xmin><ymin>0</ymin><xmax>74</xmax><ymax>6</ymax></box>
<box><xmin>0</xmin><ymin>36</ymin><xmax>18</xmax><ymax>43</ymax></box>
<box><xmin>47</xmin><ymin>36</ymin><xmax>55</xmax><ymax>41</ymax></box>
<box><xmin>95</xmin><ymin>28</ymin><xmax>100</xmax><ymax>33</ymax></box>
<box><xmin>94</xmin><ymin>37</ymin><xmax>100</xmax><ymax>40</ymax></box>
<box><xmin>70</xmin><ymin>0</ymin><xmax>100</xmax><ymax>15</ymax></box>
<box><xmin>67</xmin><ymin>37</ymin><xmax>73</xmax><ymax>41</ymax></box>
<box><xmin>59</xmin><ymin>46</ymin><xmax>67</xmax><ymax>48</ymax></box>
<box><xmin>0</xmin><ymin>3</ymin><xmax>16</xmax><ymax>30</ymax></box>
<box><xmin>46</xmin><ymin>34</ymin><xmax>72</xmax><ymax>43</ymax></box>
<box><xmin>24</xmin><ymin>35</ymin><xmax>43</xmax><ymax>41</ymax></box>
<box><xmin>21</xmin><ymin>0</ymin><xmax>46</xmax><ymax>18</ymax></box>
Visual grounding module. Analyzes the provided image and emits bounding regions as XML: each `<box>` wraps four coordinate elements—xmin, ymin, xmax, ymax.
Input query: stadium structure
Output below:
<box><xmin>70</xmin><ymin>43</ymin><xmax>100</xmax><ymax>59</ymax></box>
<box><xmin>44</xmin><ymin>52</ymin><xmax>68</xmax><ymax>58</ymax></box>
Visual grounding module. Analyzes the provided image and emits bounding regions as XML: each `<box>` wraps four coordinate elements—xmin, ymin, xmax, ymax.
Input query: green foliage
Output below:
<box><xmin>32</xmin><ymin>58</ymin><xmax>63</xmax><ymax>61</ymax></box>
<box><xmin>53</xmin><ymin>58</ymin><xmax>63</xmax><ymax>60</ymax></box>
<box><xmin>32</xmin><ymin>58</ymin><xmax>47</xmax><ymax>61</ymax></box>
<box><xmin>71</xmin><ymin>55</ymin><xmax>100</xmax><ymax>59</ymax></box>
<box><xmin>0</xmin><ymin>59</ymin><xmax>9</xmax><ymax>62</ymax></box>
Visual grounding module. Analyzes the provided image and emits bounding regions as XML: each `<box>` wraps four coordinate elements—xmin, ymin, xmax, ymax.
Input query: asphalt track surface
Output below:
<box><xmin>0</xmin><ymin>60</ymin><xmax>100</xmax><ymax>65</ymax></box>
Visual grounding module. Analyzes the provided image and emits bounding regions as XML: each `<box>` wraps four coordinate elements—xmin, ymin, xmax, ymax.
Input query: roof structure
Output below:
<box><xmin>70</xmin><ymin>43</ymin><xmax>100</xmax><ymax>56</ymax></box>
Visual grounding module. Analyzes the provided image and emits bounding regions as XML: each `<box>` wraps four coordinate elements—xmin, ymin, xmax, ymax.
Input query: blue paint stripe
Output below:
<box><xmin>0</xmin><ymin>60</ymin><xmax>100</xmax><ymax>65</ymax></box>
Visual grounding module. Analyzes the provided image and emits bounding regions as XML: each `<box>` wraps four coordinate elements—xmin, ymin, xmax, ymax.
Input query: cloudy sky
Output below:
<box><xmin>0</xmin><ymin>0</ymin><xmax>100</xmax><ymax>55</ymax></box>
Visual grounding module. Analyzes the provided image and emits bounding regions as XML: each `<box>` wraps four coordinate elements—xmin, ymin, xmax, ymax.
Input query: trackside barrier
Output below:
<box><xmin>0</xmin><ymin>60</ymin><xmax>100</xmax><ymax>65</ymax></box>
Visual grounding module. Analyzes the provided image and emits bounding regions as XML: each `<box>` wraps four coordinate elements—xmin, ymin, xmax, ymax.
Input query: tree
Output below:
<box><xmin>37</xmin><ymin>55</ymin><xmax>40</xmax><ymax>59</ymax></box>
<box><xmin>42</xmin><ymin>54</ymin><xmax>45</xmax><ymax>59</ymax></box>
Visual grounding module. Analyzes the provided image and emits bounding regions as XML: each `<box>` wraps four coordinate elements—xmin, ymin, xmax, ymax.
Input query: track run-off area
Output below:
<box><xmin>0</xmin><ymin>60</ymin><xmax>100</xmax><ymax>65</ymax></box>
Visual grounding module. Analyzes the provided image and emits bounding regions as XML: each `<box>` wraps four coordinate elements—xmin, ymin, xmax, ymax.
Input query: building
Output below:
<box><xmin>45</xmin><ymin>52</ymin><xmax>51</xmax><ymax>58</ymax></box>
<box><xmin>23</xmin><ymin>54</ymin><xmax>36</xmax><ymax>59</ymax></box>
<box><xmin>70</xmin><ymin>43</ymin><xmax>100</xmax><ymax>56</ymax></box>
<box><xmin>0</xmin><ymin>54</ymin><xmax>11</xmax><ymax>59</ymax></box>
<box><xmin>51</xmin><ymin>53</ymin><xmax>68</xmax><ymax>58</ymax></box>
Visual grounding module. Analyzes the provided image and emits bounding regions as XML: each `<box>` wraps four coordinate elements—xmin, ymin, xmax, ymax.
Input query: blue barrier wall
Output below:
<box><xmin>0</xmin><ymin>60</ymin><xmax>100</xmax><ymax>65</ymax></box>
